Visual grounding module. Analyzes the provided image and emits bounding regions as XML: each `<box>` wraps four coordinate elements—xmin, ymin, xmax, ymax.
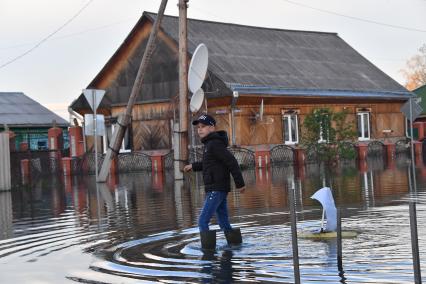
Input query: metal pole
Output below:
<box><xmin>191</xmin><ymin>113</ymin><xmax>197</xmax><ymax>162</ymax></box>
<box><xmin>409</xmin><ymin>97</ymin><xmax>422</xmax><ymax>283</ymax></box>
<box><xmin>178</xmin><ymin>0</ymin><xmax>189</xmax><ymax>177</ymax></box>
<box><xmin>288</xmin><ymin>185</ymin><xmax>301</xmax><ymax>284</ymax></box>
<box><xmin>93</xmin><ymin>90</ymin><xmax>98</xmax><ymax>182</ymax></box>
<box><xmin>337</xmin><ymin>208</ymin><xmax>343</xmax><ymax>271</ymax></box>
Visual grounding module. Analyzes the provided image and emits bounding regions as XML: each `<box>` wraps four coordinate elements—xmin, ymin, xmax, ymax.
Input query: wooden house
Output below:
<box><xmin>69</xmin><ymin>12</ymin><xmax>412</xmax><ymax>153</ymax></box>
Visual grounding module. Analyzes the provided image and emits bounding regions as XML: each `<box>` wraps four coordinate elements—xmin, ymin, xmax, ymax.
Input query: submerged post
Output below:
<box><xmin>288</xmin><ymin>185</ymin><xmax>301</xmax><ymax>284</ymax></box>
<box><xmin>337</xmin><ymin>208</ymin><xmax>343</xmax><ymax>271</ymax></box>
<box><xmin>0</xmin><ymin>133</ymin><xmax>11</xmax><ymax>191</ymax></box>
<box><xmin>408</xmin><ymin>97</ymin><xmax>422</xmax><ymax>284</ymax></box>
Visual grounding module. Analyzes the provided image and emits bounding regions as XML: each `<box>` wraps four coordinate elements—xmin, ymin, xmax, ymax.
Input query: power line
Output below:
<box><xmin>0</xmin><ymin>17</ymin><xmax>136</xmax><ymax>51</ymax></box>
<box><xmin>0</xmin><ymin>0</ymin><xmax>94</xmax><ymax>70</ymax></box>
<box><xmin>281</xmin><ymin>0</ymin><xmax>426</xmax><ymax>33</ymax></box>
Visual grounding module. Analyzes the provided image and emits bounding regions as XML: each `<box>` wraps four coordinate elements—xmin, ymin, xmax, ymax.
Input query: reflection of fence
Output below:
<box><xmin>395</xmin><ymin>138</ymin><xmax>411</xmax><ymax>155</ymax></box>
<box><xmin>271</xmin><ymin>165</ymin><xmax>295</xmax><ymax>185</ymax></box>
<box><xmin>366</xmin><ymin>156</ymin><xmax>386</xmax><ymax>171</ymax></box>
<box><xmin>11</xmin><ymin>150</ymin><xmax>64</xmax><ymax>182</ymax></box>
<box><xmin>270</xmin><ymin>145</ymin><xmax>294</xmax><ymax>166</ymax></box>
<box><xmin>367</xmin><ymin>141</ymin><xmax>385</xmax><ymax>157</ymax></box>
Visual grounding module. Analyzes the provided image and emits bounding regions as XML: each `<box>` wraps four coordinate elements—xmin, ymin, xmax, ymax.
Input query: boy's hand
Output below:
<box><xmin>183</xmin><ymin>164</ymin><xmax>192</xmax><ymax>172</ymax></box>
<box><xmin>237</xmin><ymin>186</ymin><xmax>246</xmax><ymax>193</ymax></box>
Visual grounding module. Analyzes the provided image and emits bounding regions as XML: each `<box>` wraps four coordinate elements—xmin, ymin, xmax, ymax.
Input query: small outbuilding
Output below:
<box><xmin>0</xmin><ymin>92</ymin><xmax>69</xmax><ymax>150</ymax></box>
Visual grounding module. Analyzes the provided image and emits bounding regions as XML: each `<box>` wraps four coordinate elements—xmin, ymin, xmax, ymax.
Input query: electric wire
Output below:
<box><xmin>0</xmin><ymin>0</ymin><xmax>94</xmax><ymax>69</ymax></box>
<box><xmin>281</xmin><ymin>0</ymin><xmax>426</xmax><ymax>33</ymax></box>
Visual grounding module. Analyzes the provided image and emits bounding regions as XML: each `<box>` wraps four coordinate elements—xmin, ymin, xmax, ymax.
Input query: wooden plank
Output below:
<box><xmin>132</xmin><ymin>119</ymin><xmax>171</xmax><ymax>150</ymax></box>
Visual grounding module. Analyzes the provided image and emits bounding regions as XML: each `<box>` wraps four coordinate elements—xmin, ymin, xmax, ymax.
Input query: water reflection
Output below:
<box><xmin>0</xmin><ymin>155</ymin><xmax>424</xmax><ymax>283</ymax></box>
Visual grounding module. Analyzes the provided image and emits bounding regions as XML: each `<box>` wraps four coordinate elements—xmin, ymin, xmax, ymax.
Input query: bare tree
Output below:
<box><xmin>401</xmin><ymin>44</ymin><xmax>426</xmax><ymax>91</ymax></box>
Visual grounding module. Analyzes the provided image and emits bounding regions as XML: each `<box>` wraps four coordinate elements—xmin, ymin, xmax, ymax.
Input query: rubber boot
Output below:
<box><xmin>225</xmin><ymin>228</ymin><xmax>242</xmax><ymax>245</ymax></box>
<box><xmin>200</xmin><ymin>230</ymin><xmax>216</xmax><ymax>250</ymax></box>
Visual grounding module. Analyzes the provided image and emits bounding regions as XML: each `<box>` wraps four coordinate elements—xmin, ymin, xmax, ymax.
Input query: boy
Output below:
<box><xmin>184</xmin><ymin>114</ymin><xmax>246</xmax><ymax>250</ymax></box>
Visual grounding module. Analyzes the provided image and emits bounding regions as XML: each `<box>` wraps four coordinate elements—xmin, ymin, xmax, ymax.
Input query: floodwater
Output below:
<box><xmin>1</xmin><ymin>156</ymin><xmax>426</xmax><ymax>283</ymax></box>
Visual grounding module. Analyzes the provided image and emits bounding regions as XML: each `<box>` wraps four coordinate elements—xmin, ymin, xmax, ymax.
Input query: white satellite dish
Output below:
<box><xmin>188</xmin><ymin>43</ymin><xmax>208</xmax><ymax>93</ymax></box>
<box><xmin>259</xmin><ymin>99</ymin><xmax>264</xmax><ymax>121</ymax></box>
<box><xmin>190</xmin><ymin>88</ymin><xmax>205</xmax><ymax>113</ymax></box>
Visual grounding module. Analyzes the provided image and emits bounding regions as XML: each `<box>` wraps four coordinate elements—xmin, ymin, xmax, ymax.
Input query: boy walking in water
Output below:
<box><xmin>184</xmin><ymin>114</ymin><xmax>246</xmax><ymax>250</ymax></box>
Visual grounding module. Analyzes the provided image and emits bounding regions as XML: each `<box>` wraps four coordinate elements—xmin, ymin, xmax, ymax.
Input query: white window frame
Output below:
<box><xmin>318</xmin><ymin>127</ymin><xmax>326</xmax><ymax>143</ymax></box>
<box><xmin>357</xmin><ymin>112</ymin><xmax>370</xmax><ymax>141</ymax></box>
<box><xmin>283</xmin><ymin>113</ymin><xmax>299</xmax><ymax>145</ymax></box>
<box><xmin>318</xmin><ymin>118</ymin><xmax>330</xmax><ymax>143</ymax></box>
<box><xmin>107</xmin><ymin>124</ymin><xmax>131</xmax><ymax>153</ymax></box>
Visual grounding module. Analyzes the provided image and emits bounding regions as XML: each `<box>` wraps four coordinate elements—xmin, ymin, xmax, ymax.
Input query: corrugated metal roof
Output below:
<box><xmin>147</xmin><ymin>12</ymin><xmax>410</xmax><ymax>96</ymax></box>
<box><xmin>0</xmin><ymin>92</ymin><xmax>69</xmax><ymax>127</ymax></box>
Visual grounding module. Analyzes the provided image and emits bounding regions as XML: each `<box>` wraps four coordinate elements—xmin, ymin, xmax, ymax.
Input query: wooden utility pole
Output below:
<box><xmin>177</xmin><ymin>0</ymin><xmax>189</xmax><ymax>178</ymax></box>
<box><xmin>97</xmin><ymin>0</ymin><xmax>169</xmax><ymax>182</ymax></box>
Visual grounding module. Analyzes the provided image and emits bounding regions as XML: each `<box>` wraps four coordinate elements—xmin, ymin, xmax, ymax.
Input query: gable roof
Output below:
<box><xmin>0</xmin><ymin>92</ymin><xmax>68</xmax><ymax>128</ymax></box>
<box><xmin>71</xmin><ymin>12</ymin><xmax>411</xmax><ymax>112</ymax></box>
<box><xmin>147</xmin><ymin>12</ymin><xmax>410</xmax><ymax>97</ymax></box>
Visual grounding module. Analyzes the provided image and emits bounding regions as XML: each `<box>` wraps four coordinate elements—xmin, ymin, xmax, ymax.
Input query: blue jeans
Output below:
<box><xmin>199</xmin><ymin>191</ymin><xmax>233</xmax><ymax>232</ymax></box>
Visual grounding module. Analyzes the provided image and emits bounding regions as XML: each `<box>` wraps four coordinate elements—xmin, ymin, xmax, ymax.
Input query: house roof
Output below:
<box><xmin>71</xmin><ymin>12</ymin><xmax>412</xmax><ymax>112</ymax></box>
<box><xmin>0</xmin><ymin>92</ymin><xmax>68</xmax><ymax>128</ymax></box>
<box><xmin>147</xmin><ymin>12</ymin><xmax>410</xmax><ymax>96</ymax></box>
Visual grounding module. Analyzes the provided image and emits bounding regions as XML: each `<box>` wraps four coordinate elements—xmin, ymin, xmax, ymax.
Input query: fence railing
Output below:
<box><xmin>10</xmin><ymin>138</ymin><xmax>416</xmax><ymax>183</ymax></box>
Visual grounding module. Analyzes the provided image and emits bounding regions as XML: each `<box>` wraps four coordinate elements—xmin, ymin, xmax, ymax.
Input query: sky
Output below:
<box><xmin>0</xmin><ymin>0</ymin><xmax>425</xmax><ymax>120</ymax></box>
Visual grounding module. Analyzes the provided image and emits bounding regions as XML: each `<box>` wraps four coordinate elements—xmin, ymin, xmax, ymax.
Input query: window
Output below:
<box><xmin>283</xmin><ymin>113</ymin><xmax>298</xmax><ymax>144</ymax></box>
<box><xmin>318</xmin><ymin>117</ymin><xmax>331</xmax><ymax>143</ymax></box>
<box><xmin>103</xmin><ymin>124</ymin><xmax>132</xmax><ymax>153</ymax></box>
<box><xmin>357</xmin><ymin>112</ymin><xmax>370</xmax><ymax>141</ymax></box>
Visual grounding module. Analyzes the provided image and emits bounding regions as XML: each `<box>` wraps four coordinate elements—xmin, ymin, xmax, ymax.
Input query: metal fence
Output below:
<box><xmin>189</xmin><ymin>146</ymin><xmax>255</xmax><ymax>169</ymax></box>
<box><xmin>117</xmin><ymin>152</ymin><xmax>151</xmax><ymax>173</ymax></box>
<box><xmin>270</xmin><ymin>144</ymin><xmax>295</xmax><ymax>166</ymax></box>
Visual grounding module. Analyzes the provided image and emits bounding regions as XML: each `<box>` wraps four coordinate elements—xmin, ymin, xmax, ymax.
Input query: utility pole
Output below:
<box><xmin>177</xmin><ymin>0</ymin><xmax>189</xmax><ymax>179</ymax></box>
<box><xmin>97</xmin><ymin>0</ymin><xmax>169</xmax><ymax>182</ymax></box>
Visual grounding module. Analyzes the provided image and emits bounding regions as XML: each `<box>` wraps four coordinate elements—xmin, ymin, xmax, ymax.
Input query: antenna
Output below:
<box><xmin>189</xmin><ymin>88</ymin><xmax>204</xmax><ymax>113</ymax></box>
<box><xmin>188</xmin><ymin>43</ymin><xmax>208</xmax><ymax>93</ymax></box>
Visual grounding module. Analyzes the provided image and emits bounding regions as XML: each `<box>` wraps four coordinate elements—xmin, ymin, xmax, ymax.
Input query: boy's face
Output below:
<box><xmin>197</xmin><ymin>123</ymin><xmax>215</xmax><ymax>138</ymax></box>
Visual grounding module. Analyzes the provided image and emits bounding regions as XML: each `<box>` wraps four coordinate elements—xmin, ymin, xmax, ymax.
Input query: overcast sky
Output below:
<box><xmin>0</xmin><ymin>0</ymin><xmax>425</xmax><ymax>119</ymax></box>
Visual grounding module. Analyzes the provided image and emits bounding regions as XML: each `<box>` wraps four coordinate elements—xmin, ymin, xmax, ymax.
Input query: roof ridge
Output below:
<box><xmin>144</xmin><ymin>11</ymin><xmax>338</xmax><ymax>36</ymax></box>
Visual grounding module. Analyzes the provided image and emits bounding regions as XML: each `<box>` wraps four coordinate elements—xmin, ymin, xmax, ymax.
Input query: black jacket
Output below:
<box><xmin>192</xmin><ymin>131</ymin><xmax>245</xmax><ymax>192</ymax></box>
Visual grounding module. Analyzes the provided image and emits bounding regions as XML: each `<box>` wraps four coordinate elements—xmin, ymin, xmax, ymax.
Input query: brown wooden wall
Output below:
<box><xmin>209</xmin><ymin>99</ymin><xmax>407</xmax><ymax>146</ymax></box>
<box><xmin>84</xmin><ymin>97</ymin><xmax>407</xmax><ymax>151</ymax></box>
<box><xmin>111</xmin><ymin>102</ymin><xmax>174</xmax><ymax>151</ymax></box>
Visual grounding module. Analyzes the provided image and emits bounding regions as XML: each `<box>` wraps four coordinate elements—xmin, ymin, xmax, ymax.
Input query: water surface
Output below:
<box><xmin>1</xmin><ymin>156</ymin><xmax>425</xmax><ymax>283</ymax></box>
